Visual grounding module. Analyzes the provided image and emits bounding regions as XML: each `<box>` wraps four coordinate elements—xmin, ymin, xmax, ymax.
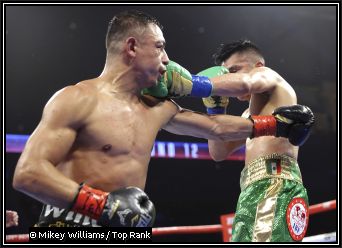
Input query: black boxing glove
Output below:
<box><xmin>272</xmin><ymin>105</ymin><xmax>314</xmax><ymax>146</ymax></box>
<box><xmin>71</xmin><ymin>184</ymin><xmax>155</xmax><ymax>227</ymax></box>
<box><xmin>249</xmin><ymin>104</ymin><xmax>314</xmax><ymax>146</ymax></box>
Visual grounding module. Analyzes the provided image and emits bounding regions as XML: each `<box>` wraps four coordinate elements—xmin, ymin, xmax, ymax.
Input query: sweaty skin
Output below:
<box><xmin>208</xmin><ymin>51</ymin><xmax>298</xmax><ymax>165</ymax></box>
<box><xmin>13</xmin><ymin>23</ymin><xmax>253</xmax><ymax>209</ymax></box>
<box><xmin>244</xmin><ymin>78</ymin><xmax>298</xmax><ymax>164</ymax></box>
<box><xmin>50</xmin><ymin>81</ymin><xmax>173</xmax><ymax>192</ymax></box>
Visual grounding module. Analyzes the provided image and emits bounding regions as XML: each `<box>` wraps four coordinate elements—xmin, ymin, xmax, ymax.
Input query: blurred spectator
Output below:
<box><xmin>6</xmin><ymin>210</ymin><xmax>19</xmax><ymax>228</ymax></box>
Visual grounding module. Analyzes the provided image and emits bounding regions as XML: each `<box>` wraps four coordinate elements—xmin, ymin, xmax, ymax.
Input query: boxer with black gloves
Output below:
<box><xmin>35</xmin><ymin>185</ymin><xmax>155</xmax><ymax>227</ymax></box>
<box><xmin>205</xmin><ymin>40</ymin><xmax>314</xmax><ymax>242</ymax></box>
<box><xmin>249</xmin><ymin>104</ymin><xmax>314</xmax><ymax>146</ymax></box>
<box><xmin>72</xmin><ymin>184</ymin><xmax>155</xmax><ymax>227</ymax></box>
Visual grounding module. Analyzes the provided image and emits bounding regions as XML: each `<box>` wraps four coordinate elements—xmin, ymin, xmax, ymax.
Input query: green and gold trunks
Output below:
<box><xmin>232</xmin><ymin>153</ymin><xmax>309</xmax><ymax>242</ymax></box>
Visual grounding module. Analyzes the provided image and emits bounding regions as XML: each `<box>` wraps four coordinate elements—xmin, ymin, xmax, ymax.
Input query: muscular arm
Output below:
<box><xmin>208</xmin><ymin>109</ymin><xmax>249</xmax><ymax>161</ymax></box>
<box><xmin>13</xmin><ymin>85</ymin><xmax>93</xmax><ymax>208</ymax></box>
<box><xmin>210</xmin><ymin>67</ymin><xmax>281</xmax><ymax>96</ymax></box>
<box><xmin>162</xmin><ymin>101</ymin><xmax>253</xmax><ymax>141</ymax></box>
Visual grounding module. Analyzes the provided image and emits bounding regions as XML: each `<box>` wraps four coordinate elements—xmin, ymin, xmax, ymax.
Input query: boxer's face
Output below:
<box><xmin>222</xmin><ymin>52</ymin><xmax>255</xmax><ymax>74</ymax></box>
<box><xmin>134</xmin><ymin>24</ymin><xmax>169</xmax><ymax>88</ymax></box>
<box><xmin>222</xmin><ymin>52</ymin><xmax>255</xmax><ymax>101</ymax></box>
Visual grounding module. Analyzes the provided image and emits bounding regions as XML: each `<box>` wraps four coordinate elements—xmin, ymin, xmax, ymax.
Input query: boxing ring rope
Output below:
<box><xmin>6</xmin><ymin>199</ymin><xmax>336</xmax><ymax>243</ymax></box>
<box><xmin>153</xmin><ymin>224</ymin><xmax>223</xmax><ymax>235</ymax></box>
<box><xmin>5</xmin><ymin>134</ymin><xmax>245</xmax><ymax>160</ymax></box>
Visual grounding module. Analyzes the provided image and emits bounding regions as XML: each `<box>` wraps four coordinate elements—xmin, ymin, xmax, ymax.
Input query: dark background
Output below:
<box><xmin>5</xmin><ymin>5</ymin><xmax>337</xmax><ymax>243</ymax></box>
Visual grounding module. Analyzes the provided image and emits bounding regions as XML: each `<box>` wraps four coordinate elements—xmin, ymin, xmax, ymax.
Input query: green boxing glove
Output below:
<box><xmin>199</xmin><ymin>67</ymin><xmax>229</xmax><ymax>114</ymax></box>
<box><xmin>141</xmin><ymin>80</ymin><xmax>168</xmax><ymax>98</ymax></box>
<box><xmin>142</xmin><ymin>61</ymin><xmax>227</xmax><ymax>98</ymax></box>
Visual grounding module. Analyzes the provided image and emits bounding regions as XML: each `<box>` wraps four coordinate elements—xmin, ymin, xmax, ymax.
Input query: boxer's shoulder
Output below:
<box><xmin>43</xmin><ymin>83</ymin><xmax>97</xmax><ymax>124</ymax></box>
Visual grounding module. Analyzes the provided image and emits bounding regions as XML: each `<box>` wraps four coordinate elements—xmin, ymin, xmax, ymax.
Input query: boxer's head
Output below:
<box><xmin>106</xmin><ymin>10</ymin><xmax>169</xmax><ymax>87</ymax></box>
<box><xmin>213</xmin><ymin>39</ymin><xmax>265</xmax><ymax>71</ymax></box>
<box><xmin>213</xmin><ymin>40</ymin><xmax>265</xmax><ymax>101</ymax></box>
<box><xmin>106</xmin><ymin>10</ymin><xmax>163</xmax><ymax>55</ymax></box>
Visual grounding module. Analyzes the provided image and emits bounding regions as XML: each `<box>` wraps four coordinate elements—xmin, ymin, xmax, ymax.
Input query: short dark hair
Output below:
<box><xmin>106</xmin><ymin>10</ymin><xmax>163</xmax><ymax>53</ymax></box>
<box><xmin>213</xmin><ymin>39</ymin><xmax>263</xmax><ymax>65</ymax></box>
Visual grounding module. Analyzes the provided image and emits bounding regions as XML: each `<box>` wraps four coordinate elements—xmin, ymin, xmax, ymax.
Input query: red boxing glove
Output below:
<box><xmin>249</xmin><ymin>105</ymin><xmax>314</xmax><ymax>146</ymax></box>
<box><xmin>250</xmin><ymin>115</ymin><xmax>277</xmax><ymax>138</ymax></box>
<box><xmin>71</xmin><ymin>184</ymin><xmax>108</xmax><ymax>220</ymax></box>
<box><xmin>71</xmin><ymin>183</ymin><xmax>156</xmax><ymax>227</ymax></box>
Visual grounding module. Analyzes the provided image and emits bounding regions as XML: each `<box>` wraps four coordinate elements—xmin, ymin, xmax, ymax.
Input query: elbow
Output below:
<box><xmin>207</xmin><ymin>140</ymin><xmax>229</xmax><ymax>162</ymax></box>
<box><xmin>209</xmin><ymin>124</ymin><xmax>225</xmax><ymax>141</ymax></box>
<box><xmin>210</xmin><ymin>123</ymin><xmax>235</xmax><ymax>142</ymax></box>
<box><xmin>12</xmin><ymin>162</ymin><xmax>37</xmax><ymax>193</ymax></box>
<box><xmin>209</xmin><ymin>145</ymin><xmax>228</xmax><ymax>162</ymax></box>
<box><xmin>239</xmin><ymin>78</ymin><xmax>252</xmax><ymax>95</ymax></box>
<box><xmin>12</xmin><ymin>168</ymin><xmax>28</xmax><ymax>192</ymax></box>
<box><xmin>210</xmin><ymin>153</ymin><xmax>226</xmax><ymax>162</ymax></box>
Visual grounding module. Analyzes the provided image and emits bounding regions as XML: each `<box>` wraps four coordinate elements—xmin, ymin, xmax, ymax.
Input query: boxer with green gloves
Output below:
<box><xmin>142</xmin><ymin>60</ymin><xmax>228</xmax><ymax>98</ymax></box>
<box><xmin>198</xmin><ymin>67</ymin><xmax>230</xmax><ymax>115</ymax></box>
<box><xmin>143</xmin><ymin>60</ymin><xmax>229</xmax><ymax>115</ymax></box>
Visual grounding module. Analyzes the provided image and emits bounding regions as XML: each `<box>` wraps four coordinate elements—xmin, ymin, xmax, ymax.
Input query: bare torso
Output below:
<box><xmin>244</xmin><ymin>80</ymin><xmax>299</xmax><ymax>165</ymax></box>
<box><xmin>56</xmin><ymin>79</ymin><xmax>175</xmax><ymax>192</ymax></box>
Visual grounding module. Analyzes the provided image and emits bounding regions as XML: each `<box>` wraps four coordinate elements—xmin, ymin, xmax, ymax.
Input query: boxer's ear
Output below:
<box><xmin>125</xmin><ymin>37</ymin><xmax>137</xmax><ymax>58</ymax></box>
<box><xmin>255</xmin><ymin>61</ymin><xmax>264</xmax><ymax>67</ymax></box>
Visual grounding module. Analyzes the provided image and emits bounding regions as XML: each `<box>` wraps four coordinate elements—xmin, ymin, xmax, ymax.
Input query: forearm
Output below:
<box><xmin>13</xmin><ymin>158</ymin><xmax>156</xmax><ymax>227</ymax></box>
<box><xmin>164</xmin><ymin>108</ymin><xmax>253</xmax><ymax>141</ymax></box>
<box><xmin>210</xmin><ymin>73</ymin><xmax>251</xmax><ymax>96</ymax></box>
<box><xmin>166</xmin><ymin>105</ymin><xmax>302</xmax><ymax>143</ymax></box>
<box><xmin>210</xmin><ymin>68</ymin><xmax>277</xmax><ymax>97</ymax></box>
<box><xmin>209</xmin><ymin>115</ymin><xmax>253</xmax><ymax>141</ymax></box>
<box><xmin>13</xmin><ymin>158</ymin><xmax>79</xmax><ymax>208</ymax></box>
